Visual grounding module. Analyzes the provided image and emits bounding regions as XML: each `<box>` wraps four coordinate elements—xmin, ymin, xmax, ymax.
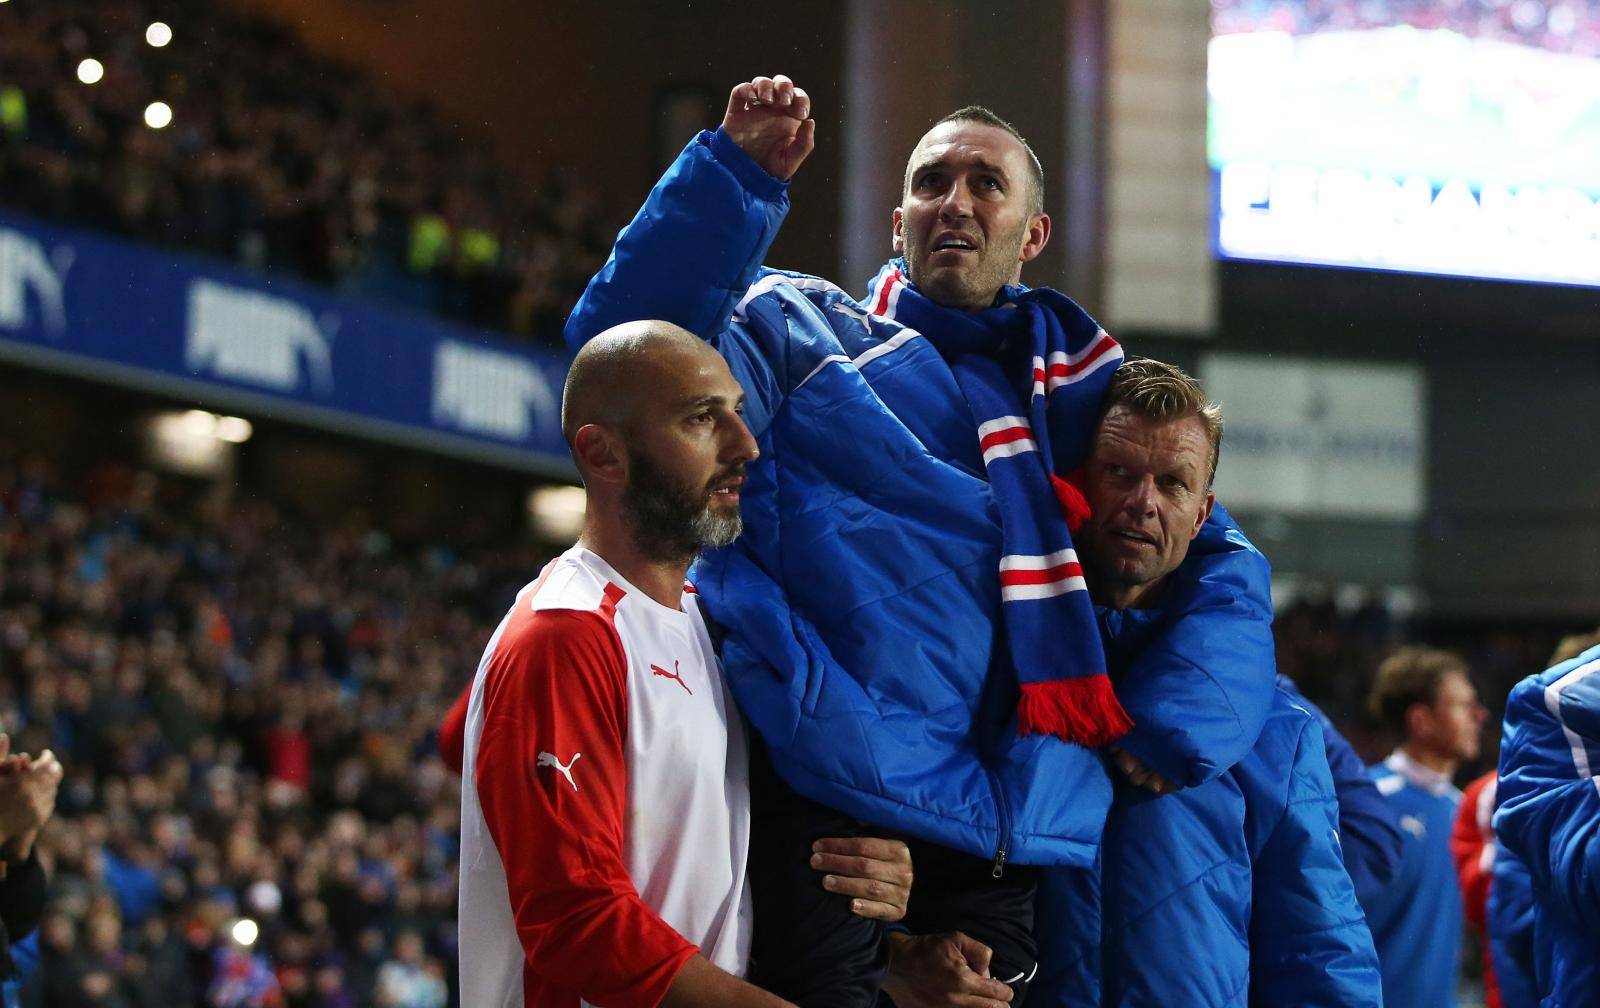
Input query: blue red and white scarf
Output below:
<box><xmin>865</xmin><ymin>259</ymin><xmax>1133</xmax><ymax>747</ymax></box>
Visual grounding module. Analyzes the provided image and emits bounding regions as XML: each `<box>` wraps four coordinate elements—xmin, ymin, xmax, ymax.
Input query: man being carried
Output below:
<box><xmin>568</xmin><ymin>76</ymin><xmax>1276</xmax><ymax>1004</ymax></box>
<box><xmin>456</xmin><ymin>321</ymin><xmax>912</xmax><ymax>1008</ymax></box>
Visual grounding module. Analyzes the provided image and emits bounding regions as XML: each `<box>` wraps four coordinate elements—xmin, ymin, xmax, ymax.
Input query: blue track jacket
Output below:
<box><xmin>1494</xmin><ymin>644</ymin><xmax>1600</xmax><ymax>1008</ymax></box>
<box><xmin>1032</xmin><ymin>610</ymin><xmax>1381</xmax><ymax>1007</ymax></box>
<box><xmin>566</xmin><ymin>128</ymin><xmax>1275</xmax><ymax>868</ymax></box>
<box><xmin>1488</xmin><ymin>837</ymin><xmax>1540</xmax><ymax>1008</ymax></box>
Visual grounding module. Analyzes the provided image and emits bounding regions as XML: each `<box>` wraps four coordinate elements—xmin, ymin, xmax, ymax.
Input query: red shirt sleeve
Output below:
<box><xmin>440</xmin><ymin>682</ymin><xmax>470</xmax><ymax>775</ymax></box>
<box><xmin>473</xmin><ymin>607</ymin><xmax>697</xmax><ymax>1008</ymax></box>
<box><xmin>1450</xmin><ymin>771</ymin><xmax>1495</xmax><ymax>932</ymax></box>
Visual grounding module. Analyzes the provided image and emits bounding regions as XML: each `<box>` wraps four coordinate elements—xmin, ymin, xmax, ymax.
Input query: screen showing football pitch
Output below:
<box><xmin>1209</xmin><ymin>0</ymin><xmax>1600</xmax><ymax>287</ymax></box>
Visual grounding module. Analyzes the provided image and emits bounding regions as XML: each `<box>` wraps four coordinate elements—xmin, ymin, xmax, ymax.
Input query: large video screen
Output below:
<box><xmin>1209</xmin><ymin>0</ymin><xmax>1600</xmax><ymax>287</ymax></box>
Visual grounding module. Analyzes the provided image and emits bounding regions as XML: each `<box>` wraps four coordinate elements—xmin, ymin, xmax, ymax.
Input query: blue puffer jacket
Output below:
<box><xmin>1276</xmin><ymin>675</ymin><xmax>1404</xmax><ymax>903</ymax></box>
<box><xmin>1494</xmin><ymin>643</ymin><xmax>1600</xmax><ymax>1008</ymax></box>
<box><xmin>566</xmin><ymin>128</ymin><xmax>1275</xmax><ymax>867</ymax></box>
<box><xmin>1488</xmin><ymin>836</ymin><xmax>1540</xmax><ymax>1008</ymax></box>
<box><xmin>1032</xmin><ymin>609</ymin><xmax>1381</xmax><ymax>1007</ymax></box>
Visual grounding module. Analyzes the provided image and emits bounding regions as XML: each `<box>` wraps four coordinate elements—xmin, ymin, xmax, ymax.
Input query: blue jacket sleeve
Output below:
<box><xmin>1114</xmin><ymin>503</ymin><xmax>1277</xmax><ymax>788</ymax></box>
<box><xmin>1278</xmin><ymin>676</ymin><xmax>1404</xmax><ymax>902</ymax></box>
<box><xmin>1487</xmin><ymin>839</ymin><xmax>1541</xmax><ymax>1008</ymax></box>
<box><xmin>1246</xmin><ymin>717</ymin><xmax>1383</xmax><ymax>1007</ymax></box>
<box><xmin>563</xmin><ymin>128</ymin><xmax>793</xmax><ymax>434</ymax></box>
<box><xmin>1494</xmin><ymin>665</ymin><xmax>1600</xmax><ymax>934</ymax></box>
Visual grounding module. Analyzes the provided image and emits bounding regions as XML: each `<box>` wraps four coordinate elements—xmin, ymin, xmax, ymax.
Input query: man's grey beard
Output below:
<box><xmin>622</xmin><ymin>450</ymin><xmax>743</xmax><ymax>564</ymax></box>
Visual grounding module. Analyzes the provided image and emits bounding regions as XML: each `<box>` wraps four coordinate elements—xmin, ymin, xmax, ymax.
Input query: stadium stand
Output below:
<box><xmin>1</xmin><ymin>454</ymin><xmax>555</xmax><ymax>1006</ymax></box>
<box><xmin>0</xmin><ymin>0</ymin><xmax>624</xmax><ymax>350</ymax></box>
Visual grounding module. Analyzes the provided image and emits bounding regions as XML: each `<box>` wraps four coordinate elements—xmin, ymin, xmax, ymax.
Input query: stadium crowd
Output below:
<box><xmin>1213</xmin><ymin>0</ymin><xmax>1600</xmax><ymax>56</ymax></box>
<box><xmin>0</xmin><ymin>455</ymin><xmax>561</xmax><ymax>1006</ymax></box>
<box><xmin>0</xmin><ymin>0</ymin><xmax>623</xmax><ymax>350</ymax></box>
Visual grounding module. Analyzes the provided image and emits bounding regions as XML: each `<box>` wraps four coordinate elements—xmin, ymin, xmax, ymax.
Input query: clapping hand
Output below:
<box><xmin>0</xmin><ymin>733</ymin><xmax>63</xmax><ymax>865</ymax></box>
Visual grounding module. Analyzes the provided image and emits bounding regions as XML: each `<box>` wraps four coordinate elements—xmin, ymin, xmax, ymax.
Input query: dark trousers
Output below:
<box><xmin>745</xmin><ymin>743</ymin><xmax>1039</xmax><ymax>1007</ymax></box>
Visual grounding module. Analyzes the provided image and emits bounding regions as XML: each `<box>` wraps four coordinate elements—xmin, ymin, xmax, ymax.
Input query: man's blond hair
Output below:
<box><xmin>1100</xmin><ymin>358</ymin><xmax>1224</xmax><ymax>486</ymax></box>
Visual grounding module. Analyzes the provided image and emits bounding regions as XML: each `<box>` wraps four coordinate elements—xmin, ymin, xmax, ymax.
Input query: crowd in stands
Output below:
<box><xmin>0</xmin><ymin>447</ymin><xmax>1581</xmax><ymax>1005</ymax></box>
<box><xmin>1273</xmin><ymin>587</ymin><xmax>1568</xmax><ymax>763</ymax></box>
<box><xmin>0</xmin><ymin>0</ymin><xmax>624</xmax><ymax>350</ymax></box>
<box><xmin>1214</xmin><ymin>0</ymin><xmax>1600</xmax><ymax>57</ymax></box>
<box><xmin>0</xmin><ymin>455</ymin><xmax>556</xmax><ymax>1006</ymax></box>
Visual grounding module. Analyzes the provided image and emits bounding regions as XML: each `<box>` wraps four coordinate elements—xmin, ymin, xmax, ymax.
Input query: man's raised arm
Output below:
<box><xmin>564</xmin><ymin>76</ymin><xmax>815</xmax><ymax>354</ymax></box>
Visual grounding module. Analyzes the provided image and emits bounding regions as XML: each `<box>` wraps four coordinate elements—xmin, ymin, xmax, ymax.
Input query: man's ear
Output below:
<box><xmin>892</xmin><ymin>207</ymin><xmax>905</xmax><ymax>255</ymax></box>
<box><xmin>573</xmin><ymin>424</ymin><xmax>627</xmax><ymax>486</ymax></box>
<box><xmin>1404</xmin><ymin>701</ymin><xmax>1434</xmax><ymax>744</ymax></box>
<box><xmin>1019</xmin><ymin>212</ymin><xmax>1051</xmax><ymax>264</ymax></box>
<box><xmin>1191</xmin><ymin>490</ymin><xmax>1215</xmax><ymax>540</ymax></box>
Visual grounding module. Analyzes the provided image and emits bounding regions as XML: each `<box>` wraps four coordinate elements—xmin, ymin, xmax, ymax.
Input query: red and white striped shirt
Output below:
<box><xmin>458</xmin><ymin>547</ymin><xmax>753</xmax><ymax>1007</ymax></box>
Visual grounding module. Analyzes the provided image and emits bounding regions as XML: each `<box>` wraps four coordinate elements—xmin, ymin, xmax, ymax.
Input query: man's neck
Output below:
<box><xmin>576</xmin><ymin>526</ymin><xmax>691</xmax><ymax>611</ymax></box>
<box><xmin>1090</xmin><ymin>578</ymin><xmax>1166</xmax><ymax>611</ymax></box>
<box><xmin>902</xmin><ymin>267</ymin><xmax>1017</xmax><ymax>314</ymax></box>
<box><xmin>1398</xmin><ymin>742</ymin><xmax>1459</xmax><ymax>780</ymax></box>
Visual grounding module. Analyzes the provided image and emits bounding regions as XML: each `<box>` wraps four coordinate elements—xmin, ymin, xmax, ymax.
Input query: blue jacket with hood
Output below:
<box><xmin>1494</xmin><ymin>643</ymin><xmax>1600</xmax><ymax>1008</ymax></box>
<box><xmin>1031</xmin><ymin>608</ymin><xmax>1382</xmax><ymax>1007</ymax></box>
<box><xmin>565</xmin><ymin>128</ymin><xmax>1276</xmax><ymax>868</ymax></box>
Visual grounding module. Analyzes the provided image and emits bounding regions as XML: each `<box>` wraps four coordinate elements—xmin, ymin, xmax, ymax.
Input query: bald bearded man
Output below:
<box><xmin>456</xmin><ymin>321</ymin><xmax>913</xmax><ymax>1008</ymax></box>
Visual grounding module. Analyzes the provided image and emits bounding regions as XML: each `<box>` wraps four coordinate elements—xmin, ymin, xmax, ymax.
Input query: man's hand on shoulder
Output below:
<box><xmin>722</xmin><ymin>75</ymin><xmax>815</xmax><ymax>181</ymax></box>
<box><xmin>809</xmin><ymin>835</ymin><xmax>913</xmax><ymax>921</ymax></box>
<box><xmin>1109</xmin><ymin>746</ymin><xmax>1177</xmax><ymax>796</ymax></box>
<box><xmin>882</xmin><ymin>931</ymin><xmax>1014</xmax><ymax>1008</ymax></box>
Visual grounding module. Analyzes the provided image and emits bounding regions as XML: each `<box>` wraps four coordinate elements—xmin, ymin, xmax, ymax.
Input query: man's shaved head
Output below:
<box><xmin>563</xmin><ymin>320</ymin><xmax>757</xmax><ymax>563</ymax></box>
<box><xmin>562</xmin><ymin>320</ymin><xmax>718</xmax><ymax>450</ymax></box>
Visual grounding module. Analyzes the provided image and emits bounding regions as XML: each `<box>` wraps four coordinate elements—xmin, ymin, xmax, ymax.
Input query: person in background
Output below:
<box><xmin>1359</xmin><ymin>646</ymin><xmax>1487</xmax><ymax>1008</ymax></box>
<box><xmin>1453</xmin><ymin>768</ymin><xmax>1504</xmax><ymax>1008</ymax></box>
<box><xmin>0</xmin><ymin>734</ymin><xmax>60</xmax><ymax>987</ymax></box>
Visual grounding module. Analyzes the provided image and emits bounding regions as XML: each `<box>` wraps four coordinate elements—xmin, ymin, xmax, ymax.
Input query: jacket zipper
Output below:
<box><xmin>986</xmin><ymin>765</ymin><xmax>1012</xmax><ymax>878</ymax></box>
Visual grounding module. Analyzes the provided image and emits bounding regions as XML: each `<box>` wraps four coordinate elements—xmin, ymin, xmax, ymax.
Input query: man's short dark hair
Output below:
<box><xmin>1100</xmin><ymin>358</ymin><xmax>1224</xmax><ymax>487</ymax></box>
<box><xmin>906</xmin><ymin>106</ymin><xmax>1044</xmax><ymax>214</ymax></box>
<box><xmin>1366</xmin><ymin>646</ymin><xmax>1468</xmax><ymax>735</ymax></box>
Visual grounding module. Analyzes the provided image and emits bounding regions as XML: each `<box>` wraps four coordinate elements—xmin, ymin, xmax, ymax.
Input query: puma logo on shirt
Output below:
<box><xmin>651</xmin><ymin>660</ymin><xmax>693</xmax><ymax>695</ymax></box>
<box><xmin>537</xmin><ymin>751</ymin><xmax>581</xmax><ymax>791</ymax></box>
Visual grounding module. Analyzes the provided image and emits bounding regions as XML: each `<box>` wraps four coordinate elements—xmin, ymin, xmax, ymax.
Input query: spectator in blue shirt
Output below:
<box><xmin>1359</xmin><ymin>646</ymin><xmax>1488</xmax><ymax>1008</ymax></box>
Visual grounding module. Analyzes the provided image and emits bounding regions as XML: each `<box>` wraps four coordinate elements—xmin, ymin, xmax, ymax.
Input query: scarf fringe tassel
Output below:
<box><xmin>1049</xmin><ymin>472</ymin><xmax>1091</xmax><ymax>533</ymax></box>
<box><xmin>1018</xmin><ymin>675</ymin><xmax>1133</xmax><ymax>748</ymax></box>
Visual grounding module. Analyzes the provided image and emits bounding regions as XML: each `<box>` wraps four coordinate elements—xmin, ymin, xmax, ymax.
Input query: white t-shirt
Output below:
<box><xmin>458</xmin><ymin>547</ymin><xmax>753</xmax><ymax>1008</ymax></box>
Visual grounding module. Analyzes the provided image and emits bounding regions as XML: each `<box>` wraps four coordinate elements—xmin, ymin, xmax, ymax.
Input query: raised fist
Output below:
<box><xmin>721</xmin><ymin>75</ymin><xmax>815</xmax><ymax>182</ymax></box>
